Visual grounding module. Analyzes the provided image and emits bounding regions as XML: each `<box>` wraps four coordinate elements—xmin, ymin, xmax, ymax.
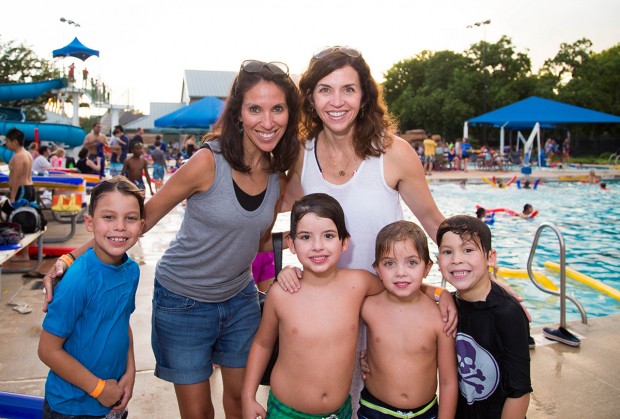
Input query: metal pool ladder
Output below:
<box><xmin>527</xmin><ymin>222</ymin><xmax>587</xmax><ymax>347</ymax></box>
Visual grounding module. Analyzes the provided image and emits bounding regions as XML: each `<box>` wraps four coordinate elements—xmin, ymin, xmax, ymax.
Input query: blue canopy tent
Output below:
<box><xmin>154</xmin><ymin>96</ymin><xmax>224</xmax><ymax>130</ymax></box>
<box><xmin>464</xmin><ymin>96</ymin><xmax>620</xmax><ymax>165</ymax></box>
<box><xmin>52</xmin><ymin>37</ymin><xmax>100</xmax><ymax>61</ymax></box>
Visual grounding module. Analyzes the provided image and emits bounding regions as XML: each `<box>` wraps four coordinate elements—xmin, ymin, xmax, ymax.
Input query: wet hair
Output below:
<box><xmin>78</xmin><ymin>147</ymin><xmax>89</xmax><ymax>159</ymax></box>
<box><xmin>437</xmin><ymin>215</ymin><xmax>492</xmax><ymax>255</ymax></box>
<box><xmin>523</xmin><ymin>204</ymin><xmax>533</xmax><ymax>213</ymax></box>
<box><xmin>475</xmin><ymin>207</ymin><xmax>486</xmax><ymax>219</ymax></box>
<box><xmin>299</xmin><ymin>49</ymin><xmax>396</xmax><ymax>159</ymax></box>
<box><xmin>114</xmin><ymin>125</ymin><xmax>125</xmax><ymax>133</ymax></box>
<box><xmin>88</xmin><ymin>176</ymin><xmax>144</xmax><ymax>218</ymax></box>
<box><xmin>6</xmin><ymin>128</ymin><xmax>25</xmax><ymax>146</ymax></box>
<box><xmin>113</xmin><ymin>127</ymin><xmax>122</xmax><ymax>135</ymax></box>
<box><xmin>205</xmin><ymin>62</ymin><xmax>301</xmax><ymax>174</ymax></box>
<box><xmin>290</xmin><ymin>193</ymin><xmax>349</xmax><ymax>243</ymax></box>
<box><xmin>374</xmin><ymin>220</ymin><xmax>431</xmax><ymax>266</ymax></box>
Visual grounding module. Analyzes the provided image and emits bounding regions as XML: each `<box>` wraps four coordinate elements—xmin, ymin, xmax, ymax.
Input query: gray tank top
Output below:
<box><xmin>155</xmin><ymin>140</ymin><xmax>280</xmax><ymax>302</ymax></box>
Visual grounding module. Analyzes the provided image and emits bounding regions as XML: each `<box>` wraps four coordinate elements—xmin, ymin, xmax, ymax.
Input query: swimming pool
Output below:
<box><xmin>424</xmin><ymin>180</ymin><xmax>620</xmax><ymax>326</ymax></box>
<box><xmin>275</xmin><ymin>180</ymin><xmax>620</xmax><ymax>327</ymax></box>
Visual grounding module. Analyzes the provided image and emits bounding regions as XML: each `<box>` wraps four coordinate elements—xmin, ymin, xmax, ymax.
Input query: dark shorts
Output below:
<box><xmin>131</xmin><ymin>180</ymin><xmax>145</xmax><ymax>190</ymax></box>
<box><xmin>42</xmin><ymin>398</ymin><xmax>123</xmax><ymax>419</ymax></box>
<box><xmin>357</xmin><ymin>387</ymin><xmax>438</xmax><ymax>419</ymax></box>
<box><xmin>15</xmin><ymin>185</ymin><xmax>36</xmax><ymax>202</ymax></box>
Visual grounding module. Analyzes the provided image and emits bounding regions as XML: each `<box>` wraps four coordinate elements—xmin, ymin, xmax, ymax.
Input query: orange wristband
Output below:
<box><xmin>434</xmin><ymin>287</ymin><xmax>445</xmax><ymax>302</ymax></box>
<box><xmin>89</xmin><ymin>379</ymin><xmax>105</xmax><ymax>398</ymax></box>
<box><xmin>59</xmin><ymin>254</ymin><xmax>74</xmax><ymax>268</ymax></box>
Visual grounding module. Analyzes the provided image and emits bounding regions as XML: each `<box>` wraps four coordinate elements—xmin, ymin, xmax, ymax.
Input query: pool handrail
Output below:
<box><xmin>526</xmin><ymin>222</ymin><xmax>588</xmax><ymax>327</ymax></box>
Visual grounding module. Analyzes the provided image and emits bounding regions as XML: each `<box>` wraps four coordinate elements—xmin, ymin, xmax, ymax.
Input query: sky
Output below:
<box><xmin>2</xmin><ymin>0</ymin><xmax>619</xmax><ymax>116</ymax></box>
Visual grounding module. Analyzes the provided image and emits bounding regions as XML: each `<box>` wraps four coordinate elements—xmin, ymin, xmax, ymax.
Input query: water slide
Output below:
<box><xmin>0</xmin><ymin>78</ymin><xmax>66</xmax><ymax>101</ymax></box>
<box><xmin>0</xmin><ymin>121</ymin><xmax>85</xmax><ymax>148</ymax></box>
<box><xmin>0</xmin><ymin>79</ymin><xmax>85</xmax><ymax>150</ymax></box>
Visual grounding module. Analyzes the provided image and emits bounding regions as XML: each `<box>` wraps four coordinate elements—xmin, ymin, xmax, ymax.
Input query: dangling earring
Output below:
<box><xmin>238</xmin><ymin>120</ymin><xmax>244</xmax><ymax>133</ymax></box>
<box><xmin>311</xmin><ymin>106</ymin><xmax>318</xmax><ymax>118</ymax></box>
<box><xmin>358</xmin><ymin>107</ymin><xmax>365</xmax><ymax>119</ymax></box>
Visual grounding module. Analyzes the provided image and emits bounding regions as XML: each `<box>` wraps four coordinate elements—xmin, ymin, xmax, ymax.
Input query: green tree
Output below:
<box><xmin>383</xmin><ymin>36</ymin><xmax>548</xmax><ymax>141</ymax></box>
<box><xmin>558</xmin><ymin>43</ymin><xmax>620</xmax><ymax>116</ymax></box>
<box><xmin>539</xmin><ymin>38</ymin><xmax>593</xmax><ymax>86</ymax></box>
<box><xmin>0</xmin><ymin>37</ymin><xmax>58</xmax><ymax>121</ymax></box>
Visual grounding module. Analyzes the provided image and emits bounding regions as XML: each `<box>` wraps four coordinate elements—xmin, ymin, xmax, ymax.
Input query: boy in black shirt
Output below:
<box><xmin>437</xmin><ymin>215</ymin><xmax>531</xmax><ymax>418</ymax></box>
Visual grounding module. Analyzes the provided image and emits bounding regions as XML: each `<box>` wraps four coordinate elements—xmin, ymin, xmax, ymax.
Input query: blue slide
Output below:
<box><xmin>0</xmin><ymin>79</ymin><xmax>85</xmax><ymax>150</ymax></box>
<box><xmin>0</xmin><ymin>121</ymin><xmax>85</xmax><ymax>148</ymax></box>
<box><xmin>0</xmin><ymin>78</ymin><xmax>65</xmax><ymax>101</ymax></box>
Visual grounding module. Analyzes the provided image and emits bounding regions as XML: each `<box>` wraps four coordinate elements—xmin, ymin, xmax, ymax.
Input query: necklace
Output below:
<box><xmin>338</xmin><ymin>152</ymin><xmax>355</xmax><ymax>176</ymax></box>
<box><xmin>314</xmin><ymin>134</ymin><xmax>358</xmax><ymax>178</ymax></box>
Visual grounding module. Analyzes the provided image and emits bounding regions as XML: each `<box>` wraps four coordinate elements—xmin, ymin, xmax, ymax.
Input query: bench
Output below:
<box><xmin>0</xmin><ymin>228</ymin><xmax>45</xmax><ymax>292</ymax></box>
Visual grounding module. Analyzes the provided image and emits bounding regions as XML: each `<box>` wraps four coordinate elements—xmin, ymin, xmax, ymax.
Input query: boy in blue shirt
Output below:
<box><xmin>437</xmin><ymin>215</ymin><xmax>531</xmax><ymax>418</ymax></box>
<box><xmin>38</xmin><ymin>177</ymin><xmax>145</xmax><ymax>418</ymax></box>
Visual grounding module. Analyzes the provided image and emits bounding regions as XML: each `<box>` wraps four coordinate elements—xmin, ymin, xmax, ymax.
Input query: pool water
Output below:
<box><xmin>424</xmin><ymin>180</ymin><xmax>620</xmax><ymax>326</ymax></box>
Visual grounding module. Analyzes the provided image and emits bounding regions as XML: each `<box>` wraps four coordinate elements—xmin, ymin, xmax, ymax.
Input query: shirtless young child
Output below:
<box><xmin>242</xmin><ymin>193</ymin><xmax>384</xmax><ymax>419</ymax></box>
<box><xmin>121</xmin><ymin>141</ymin><xmax>154</xmax><ymax>196</ymax></box>
<box><xmin>359</xmin><ymin>220</ymin><xmax>458</xmax><ymax>419</ymax></box>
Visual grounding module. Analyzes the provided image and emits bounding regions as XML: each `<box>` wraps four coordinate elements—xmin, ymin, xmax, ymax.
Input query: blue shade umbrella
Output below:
<box><xmin>52</xmin><ymin>37</ymin><xmax>99</xmax><ymax>61</ymax></box>
<box><xmin>154</xmin><ymin>97</ymin><xmax>225</xmax><ymax>129</ymax></box>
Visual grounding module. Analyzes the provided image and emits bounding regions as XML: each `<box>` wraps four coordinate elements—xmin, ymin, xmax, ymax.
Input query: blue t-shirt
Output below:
<box><xmin>42</xmin><ymin>248</ymin><xmax>140</xmax><ymax>416</ymax></box>
<box><xmin>462</xmin><ymin>142</ymin><xmax>472</xmax><ymax>157</ymax></box>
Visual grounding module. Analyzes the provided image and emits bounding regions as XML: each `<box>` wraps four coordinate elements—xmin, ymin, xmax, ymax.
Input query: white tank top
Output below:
<box><xmin>300</xmin><ymin>138</ymin><xmax>403</xmax><ymax>272</ymax></box>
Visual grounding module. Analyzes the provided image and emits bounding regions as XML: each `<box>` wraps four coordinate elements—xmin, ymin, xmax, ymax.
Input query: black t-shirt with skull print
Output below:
<box><xmin>454</xmin><ymin>281</ymin><xmax>532</xmax><ymax>418</ymax></box>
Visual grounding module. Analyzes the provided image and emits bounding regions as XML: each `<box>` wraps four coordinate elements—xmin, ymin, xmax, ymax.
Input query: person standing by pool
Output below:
<box><xmin>461</xmin><ymin>137</ymin><xmax>472</xmax><ymax>171</ymax></box>
<box><xmin>150</xmin><ymin>136</ymin><xmax>167</xmax><ymax>192</ymax></box>
<box><xmin>280</xmin><ymin>46</ymin><xmax>457</xmax><ymax>411</ymax></box>
<box><xmin>42</xmin><ymin>60</ymin><xmax>301</xmax><ymax>418</ymax></box>
<box><xmin>82</xmin><ymin>122</ymin><xmax>109</xmax><ymax>179</ymax></box>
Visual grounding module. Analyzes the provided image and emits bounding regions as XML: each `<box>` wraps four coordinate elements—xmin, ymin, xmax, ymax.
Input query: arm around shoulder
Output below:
<box><xmin>142</xmin><ymin>148</ymin><xmax>215</xmax><ymax>233</ymax></box>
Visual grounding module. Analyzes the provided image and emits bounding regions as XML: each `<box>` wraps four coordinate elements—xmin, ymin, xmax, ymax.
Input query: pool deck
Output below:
<box><xmin>424</xmin><ymin>162</ymin><xmax>620</xmax><ymax>185</ymax></box>
<box><xmin>1</xmin><ymin>166</ymin><xmax>620</xmax><ymax>418</ymax></box>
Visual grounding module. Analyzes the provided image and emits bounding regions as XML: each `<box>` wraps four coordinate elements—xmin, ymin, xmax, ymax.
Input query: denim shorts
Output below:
<box><xmin>151</xmin><ymin>280</ymin><xmax>261</xmax><ymax>384</ymax></box>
